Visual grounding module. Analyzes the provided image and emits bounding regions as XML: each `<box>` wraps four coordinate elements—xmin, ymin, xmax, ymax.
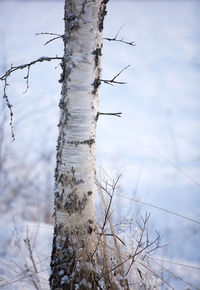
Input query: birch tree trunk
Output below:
<box><xmin>50</xmin><ymin>0</ymin><xmax>108</xmax><ymax>289</ymax></box>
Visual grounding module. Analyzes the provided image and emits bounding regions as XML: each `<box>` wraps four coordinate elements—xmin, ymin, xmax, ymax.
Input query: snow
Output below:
<box><xmin>58</xmin><ymin>270</ymin><xmax>64</xmax><ymax>276</ymax></box>
<box><xmin>61</xmin><ymin>275</ymin><xmax>69</xmax><ymax>284</ymax></box>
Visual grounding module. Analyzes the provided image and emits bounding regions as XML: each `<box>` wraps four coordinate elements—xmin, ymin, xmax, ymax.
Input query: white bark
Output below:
<box><xmin>50</xmin><ymin>0</ymin><xmax>108</xmax><ymax>289</ymax></box>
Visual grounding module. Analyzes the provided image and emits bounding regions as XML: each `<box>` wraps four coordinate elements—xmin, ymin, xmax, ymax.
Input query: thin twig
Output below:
<box><xmin>118</xmin><ymin>196</ymin><xmax>200</xmax><ymax>225</ymax></box>
<box><xmin>149</xmin><ymin>256</ymin><xmax>200</xmax><ymax>271</ymax></box>
<box><xmin>0</xmin><ymin>56</ymin><xmax>62</xmax><ymax>140</ymax></box>
<box><xmin>151</xmin><ymin>259</ymin><xmax>200</xmax><ymax>290</ymax></box>
<box><xmin>92</xmin><ymin>175</ymin><xmax>121</xmax><ymax>258</ymax></box>
<box><xmin>96</xmin><ymin>179</ymin><xmax>164</xmax><ymax>283</ymax></box>
<box><xmin>103</xmin><ymin>24</ymin><xmax>135</xmax><ymax>46</ymax></box>
<box><xmin>35</xmin><ymin>32</ymin><xmax>62</xmax><ymax>37</ymax></box>
<box><xmin>44</xmin><ymin>36</ymin><xmax>63</xmax><ymax>46</ymax></box>
<box><xmin>138</xmin><ymin>260</ymin><xmax>175</xmax><ymax>290</ymax></box>
<box><xmin>95</xmin><ymin>180</ymin><xmax>112</xmax><ymax>198</ymax></box>
<box><xmin>0</xmin><ymin>252</ymin><xmax>49</xmax><ymax>289</ymax></box>
<box><xmin>104</xmin><ymin>37</ymin><xmax>135</xmax><ymax>46</ymax></box>
<box><xmin>24</xmin><ymin>234</ymin><xmax>38</xmax><ymax>274</ymax></box>
<box><xmin>126</xmin><ymin>213</ymin><xmax>150</xmax><ymax>275</ymax></box>
<box><xmin>155</xmin><ymin>151</ymin><xmax>200</xmax><ymax>189</ymax></box>
<box><xmin>98</xmin><ymin>176</ymin><xmax>128</xmax><ymax>282</ymax></box>
<box><xmin>0</xmin><ymin>56</ymin><xmax>62</xmax><ymax>80</ymax></box>
<box><xmin>102</xmin><ymin>233</ymin><xmax>126</xmax><ymax>246</ymax></box>
<box><xmin>100</xmin><ymin>65</ymin><xmax>130</xmax><ymax>85</ymax></box>
<box><xmin>98</xmin><ymin>255</ymin><xmax>131</xmax><ymax>281</ymax></box>
<box><xmin>35</xmin><ymin>31</ymin><xmax>64</xmax><ymax>46</ymax></box>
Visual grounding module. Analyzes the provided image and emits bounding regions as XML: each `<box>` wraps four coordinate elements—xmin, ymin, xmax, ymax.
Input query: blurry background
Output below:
<box><xmin>0</xmin><ymin>0</ymin><xmax>200</xmax><ymax>289</ymax></box>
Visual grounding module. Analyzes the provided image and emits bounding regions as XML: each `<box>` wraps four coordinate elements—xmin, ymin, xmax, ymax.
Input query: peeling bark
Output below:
<box><xmin>50</xmin><ymin>0</ymin><xmax>108</xmax><ymax>289</ymax></box>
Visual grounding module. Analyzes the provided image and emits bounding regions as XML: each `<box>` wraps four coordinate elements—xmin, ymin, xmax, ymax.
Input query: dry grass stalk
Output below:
<box><xmin>95</xmin><ymin>171</ymin><xmax>163</xmax><ymax>289</ymax></box>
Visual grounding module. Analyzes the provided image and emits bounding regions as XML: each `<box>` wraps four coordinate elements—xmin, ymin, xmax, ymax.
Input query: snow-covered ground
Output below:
<box><xmin>0</xmin><ymin>0</ymin><xmax>200</xmax><ymax>289</ymax></box>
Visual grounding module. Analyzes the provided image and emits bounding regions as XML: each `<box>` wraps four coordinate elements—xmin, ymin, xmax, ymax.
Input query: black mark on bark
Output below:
<box><xmin>67</xmin><ymin>138</ymin><xmax>95</xmax><ymax>147</ymax></box>
<box><xmin>92</xmin><ymin>46</ymin><xmax>102</xmax><ymax>67</ymax></box>
<box><xmin>98</xmin><ymin>0</ymin><xmax>109</xmax><ymax>32</ymax></box>
<box><xmin>87</xmin><ymin>226</ymin><xmax>93</xmax><ymax>234</ymax></box>
<box><xmin>64</xmin><ymin>191</ymin><xmax>87</xmax><ymax>215</ymax></box>
<box><xmin>92</xmin><ymin>77</ymin><xmax>101</xmax><ymax>95</ymax></box>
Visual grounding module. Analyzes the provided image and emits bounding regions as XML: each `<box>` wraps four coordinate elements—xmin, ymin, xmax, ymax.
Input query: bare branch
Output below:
<box><xmin>125</xmin><ymin>213</ymin><xmax>150</xmax><ymax>275</ymax></box>
<box><xmin>92</xmin><ymin>175</ymin><xmax>121</xmax><ymax>258</ymax></box>
<box><xmin>98</xmin><ymin>223</ymin><xmax>163</xmax><ymax>283</ymax></box>
<box><xmin>100</xmin><ymin>65</ymin><xmax>130</xmax><ymax>85</ymax></box>
<box><xmin>0</xmin><ymin>56</ymin><xmax>62</xmax><ymax>81</ymax></box>
<box><xmin>35</xmin><ymin>32</ymin><xmax>64</xmax><ymax>46</ymax></box>
<box><xmin>104</xmin><ymin>24</ymin><xmax>135</xmax><ymax>47</ymax></box>
<box><xmin>125</xmin><ymin>213</ymin><xmax>165</xmax><ymax>276</ymax></box>
<box><xmin>35</xmin><ymin>32</ymin><xmax>62</xmax><ymax>37</ymax></box>
<box><xmin>103</xmin><ymin>233</ymin><xmax>126</xmax><ymax>246</ymax></box>
<box><xmin>44</xmin><ymin>36</ymin><xmax>63</xmax><ymax>46</ymax></box>
<box><xmin>0</xmin><ymin>56</ymin><xmax>62</xmax><ymax>140</ymax></box>
<box><xmin>95</xmin><ymin>180</ymin><xmax>112</xmax><ymax>198</ymax></box>
<box><xmin>104</xmin><ymin>37</ymin><xmax>135</xmax><ymax>47</ymax></box>
<box><xmin>138</xmin><ymin>260</ymin><xmax>175</xmax><ymax>290</ymax></box>
<box><xmin>115</xmin><ymin>24</ymin><xmax>125</xmax><ymax>39</ymax></box>
<box><xmin>96</xmin><ymin>112</ymin><xmax>122</xmax><ymax>121</ymax></box>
